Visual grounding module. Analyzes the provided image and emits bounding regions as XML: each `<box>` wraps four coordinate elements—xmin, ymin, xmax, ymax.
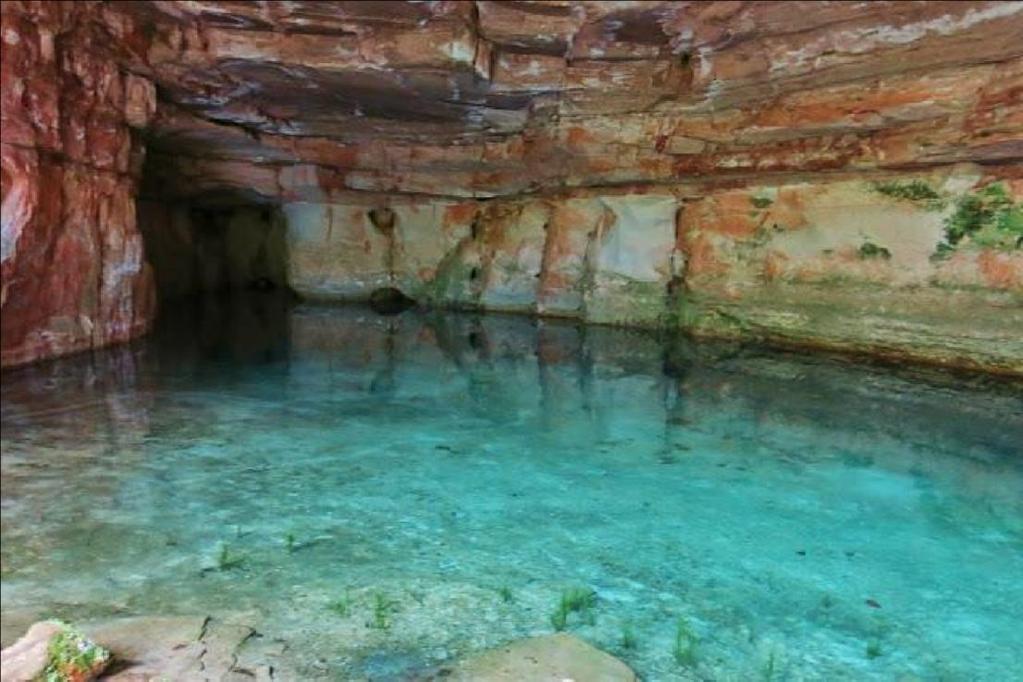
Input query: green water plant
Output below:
<box><xmin>497</xmin><ymin>585</ymin><xmax>514</xmax><ymax>603</ymax></box>
<box><xmin>369</xmin><ymin>592</ymin><xmax>397</xmax><ymax>630</ymax></box>
<box><xmin>285</xmin><ymin>533</ymin><xmax>296</xmax><ymax>554</ymax></box>
<box><xmin>620</xmin><ymin>623</ymin><xmax>638</xmax><ymax>651</ymax></box>
<box><xmin>216</xmin><ymin>542</ymin><xmax>245</xmax><ymax>571</ymax></box>
<box><xmin>44</xmin><ymin>624</ymin><xmax>111</xmax><ymax>681</ymax></box>
<box><xmin>673</xmin><ymin>617</ymin><xmax>698</xmax><ymax>666</ymax></box>
<box><xmin>866</xmin><ymin>638</ymin><xmax>883</xmax><ymax>659</ymax></box>
<box><xmin>761</xmin><ymin>649</ymin><xmax>777</xmax><ymax>681</ymax></box>
<box><xmin>550</xmin><ymin>586</ymin><xmax>597</xmax><ymax>631</ymax></box>
<box><xmin>328</xmin><ymin>592</ymin><xmax>351</xmax><ymax>618</ymax></box>
<box><xmin>750</xmin><ymin>195</ymin><xmax>774</xmax><ymax>209</ymax></box>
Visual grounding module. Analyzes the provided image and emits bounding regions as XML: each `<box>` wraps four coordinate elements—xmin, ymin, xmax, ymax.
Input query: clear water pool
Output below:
<box><xmin>2</xmin><ymin>295</ymin><xmax>1021</xmax><ymax>680</ymax></box>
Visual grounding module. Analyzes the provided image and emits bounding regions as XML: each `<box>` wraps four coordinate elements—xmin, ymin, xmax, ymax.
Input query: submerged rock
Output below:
<box><xmin>444</xmin><ymin>633</ymin><xmax>637</xmax><ymax>682</ymax></box>
<box><xmin>369</xmin><ymin>287</ymin><xmax>417</xmax><ymax>315</ymax></box>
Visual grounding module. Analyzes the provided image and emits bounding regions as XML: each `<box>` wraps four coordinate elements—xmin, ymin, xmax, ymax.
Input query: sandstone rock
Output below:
<box><xmin>96</xmin><ymin>1</ymin><xmax>1023</xmax><ymax>199</ymax></box>
<box><xmin>1</xmin><ymin>1</ymin><xmax>156</xmax><ymax>367</ymax></box>
<box><xmin>0</xmin><ymin>621</ymin><xmax>63</xmax><ymax>682</ymax></box>
<box><xmin>78</xmin><ymin>613</ymin><xmax>285</xmax><ymax>682</ymax></box>
<box><xmin>444</xmin><ymin>633</ymin><xmax>637</xmax><ymax>682</ymax></box>
<box><xmin>0</xmin><ymin>621</ymin><xmax>110</xmax><ymax>682</ymax></box>
<box><xmin>2</xmin><ymin>0</ymin><xmax>1021</xmax><ymax>372</ymax></box>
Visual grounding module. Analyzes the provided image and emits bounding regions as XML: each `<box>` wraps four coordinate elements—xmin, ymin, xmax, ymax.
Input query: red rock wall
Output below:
<box><xmin>1</xmin><ymin>2</ymin><xmax>156</xmax><ymax>367</ymax></box>
<box><xmin>3</xmin><ymin>1</ymin><xmax>1021</xmax><ymax>373</ymax></box>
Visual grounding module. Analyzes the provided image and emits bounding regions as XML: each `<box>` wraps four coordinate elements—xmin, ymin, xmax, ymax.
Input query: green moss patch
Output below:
<box><xmin>858</xmin><ymin>242</ymin><xmax>892</xmax><ymax>260</ymax></box>
<box><xmin>44</xmin><ymin>625</ymin><xmax>111</xmax><ymax>681</ymax></box>
<box><xmin>871</xmin><ymin>180</ymin><xmax>944</xmax><ymax>210</ymax></box>
<box><xmin>940</xmin><ymin>182</ymin><xmax>1023</xmax><ymax>254</ymax></box>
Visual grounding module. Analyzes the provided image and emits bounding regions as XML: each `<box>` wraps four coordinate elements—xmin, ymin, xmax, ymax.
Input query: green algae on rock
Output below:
<box><xmin>0</xmin><ymin>621</ymin><xmax>110</xmax><ymax>682</ymax></box>
<box><xmin>44</xmin><ymin>626</ymin><xmax>111</xmax><ymax>682</ymax></box>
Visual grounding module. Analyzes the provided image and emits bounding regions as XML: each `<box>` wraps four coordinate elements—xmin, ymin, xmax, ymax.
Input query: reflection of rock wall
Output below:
<box><xmin>1</xmin><ymin>3</ymin><xmax>156</xmax><ymax>367</ymax></box>
<box><xmin>285</xmin><ymin>305</ymin><xmax>1023</xmax><ymax>491</ymax></box>
<box><xmin>284</xmin><ymin>168</ymin><xmax>1022</xmax><ymax>374</ymax></box>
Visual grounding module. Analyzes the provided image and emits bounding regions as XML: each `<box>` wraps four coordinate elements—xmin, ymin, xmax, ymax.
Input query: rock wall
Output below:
<box><xmin>284</xmin><ymin>167</ymin><xmax>1022</xmax><ymax>374</ymax></box>
<box><xmin>1</xmin><ymin>2</ymin><xmax>156</xmax><ymax>367</ymax></box>
<box><xmin>2</xmin><ymin>1</ymin><xmax>1021</xmax><ymax>372</ymax></box>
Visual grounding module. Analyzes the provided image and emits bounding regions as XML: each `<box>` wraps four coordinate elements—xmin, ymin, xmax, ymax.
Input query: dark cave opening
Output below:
<box><xmin>137</xmin><ymin>199</ymin><xmax>291</xmax><ymax>303</ymax></box>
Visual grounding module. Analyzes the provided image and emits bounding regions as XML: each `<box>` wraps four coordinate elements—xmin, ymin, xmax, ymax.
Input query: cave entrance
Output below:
<box><xmin>138</xmin><ymin>200</ymin><xmax>290</xmax><ymax>302</ymax></box>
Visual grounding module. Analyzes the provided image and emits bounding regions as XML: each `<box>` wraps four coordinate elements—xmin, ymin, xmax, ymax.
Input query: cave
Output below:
<box><xmin>2</xmin><ymin>2</ymin><xmax>1022</xmax><ymax>679</ymax></box>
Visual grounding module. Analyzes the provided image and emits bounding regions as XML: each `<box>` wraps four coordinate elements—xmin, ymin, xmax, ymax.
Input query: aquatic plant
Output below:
<box><xmin>761</xmin><ymin>649</ymin><xmax>777</xmax><ymax>681</ymax></box>
<box><xmin>497</xmin><ymin>585</ymin><xmax>514</xmax><ymax>603</ymax></box>
<box><xmin>750</xmin><ymin>195</ymin><xmax>774</xmax><ymax>209</ymax></box>
<box><xmin>285</xmin><ymin>533</ymin><xmax>296</xmax><ymax>554</ymax></box>
<box><xmin>216</xmin><ymin>543</ymin><xmax>245</xmax><ymax>571</ymax></box>
<box><xmin>673</xmin><ymin>617</ymin><xmax>698</xmax><ymax>666</ymax></box>
<box><xmin>866</xmin><ymin>638</ymin><xmax>883</xmax><ymax>659</ymax></box>
<box><xmin>872</xmin><ymin>180</ymin><xmax>944</xmax><ymax>209</ymax></box>
<box><xmin>369</xmin><ymin>593</ymin><xmax>397</xmax><ymax>630</ymax></box>
<box><xmin>938</xmin><ymin>182</ymin><xmax>1023</xmax><ymax>254</ymax></box>
<box><xmin>858</xmin><ymin>241</ymin><xmax>891</xmax><ymax>260</ymax></box>
<box><xmin>550</xmin><ymin>586</ymin><xmax>597</xmax><ymax>631</ymax></box>
<box><xmin>44</xmin><ymin>625</ymin><xmax>111</xmax><ymax>682</ymax></box>
<box><xmin>328</xmin><ymin>592</ymin><xmax>351</xmax><ymax>617</ymax></box>
<box><xmin>620</xmin><ymin>623</ymin><xmax>638</xmax><ymax>651</ymax></box>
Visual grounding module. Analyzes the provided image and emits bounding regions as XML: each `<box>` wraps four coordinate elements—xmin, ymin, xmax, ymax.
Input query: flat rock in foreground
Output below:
<box><xmin>444</xmin><ymin>633</ymin><xmax>637</xmax><ymax>682</ymax></box>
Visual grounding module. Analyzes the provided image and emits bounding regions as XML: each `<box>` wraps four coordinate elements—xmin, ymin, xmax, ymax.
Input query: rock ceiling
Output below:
<box><xmin>38</xmin><ymin>1</ymin><xmax>1023</xmax><ymax>199</ymax></box>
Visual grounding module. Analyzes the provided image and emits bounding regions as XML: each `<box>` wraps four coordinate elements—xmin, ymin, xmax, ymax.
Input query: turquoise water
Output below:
<box><xmin>2</xmin><ymin>295</ymin><xmax>1022</xmax><ymax>680</ymax></box>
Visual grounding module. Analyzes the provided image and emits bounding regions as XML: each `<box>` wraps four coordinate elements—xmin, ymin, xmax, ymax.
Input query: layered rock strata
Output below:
<box><xmin>2</xmin><ymin>1</ymin><xmax>1021</xmax><ymax>371</ymax></box>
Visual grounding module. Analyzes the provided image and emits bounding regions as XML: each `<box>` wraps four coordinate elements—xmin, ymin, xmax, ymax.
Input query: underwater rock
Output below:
<box><xmin>369</xmin><ymin>287</ymin><xmax>417</xmax><ymax>315</ymax></box>
<box><xmin>444</xmin><ymin>633</ymin><xmax>637</xmax><ymax>681</ymax></box>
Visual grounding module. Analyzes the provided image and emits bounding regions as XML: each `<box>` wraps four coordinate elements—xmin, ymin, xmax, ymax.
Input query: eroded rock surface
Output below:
<box><xmin>2</xmin><ymin>1</ymin><xmax>156</xmax><ymax>366</ymax></box>
<box><xmin>2</xmin><ymin>1</ymin><xmax>1021</xmax><ymax>369</ymax></box>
